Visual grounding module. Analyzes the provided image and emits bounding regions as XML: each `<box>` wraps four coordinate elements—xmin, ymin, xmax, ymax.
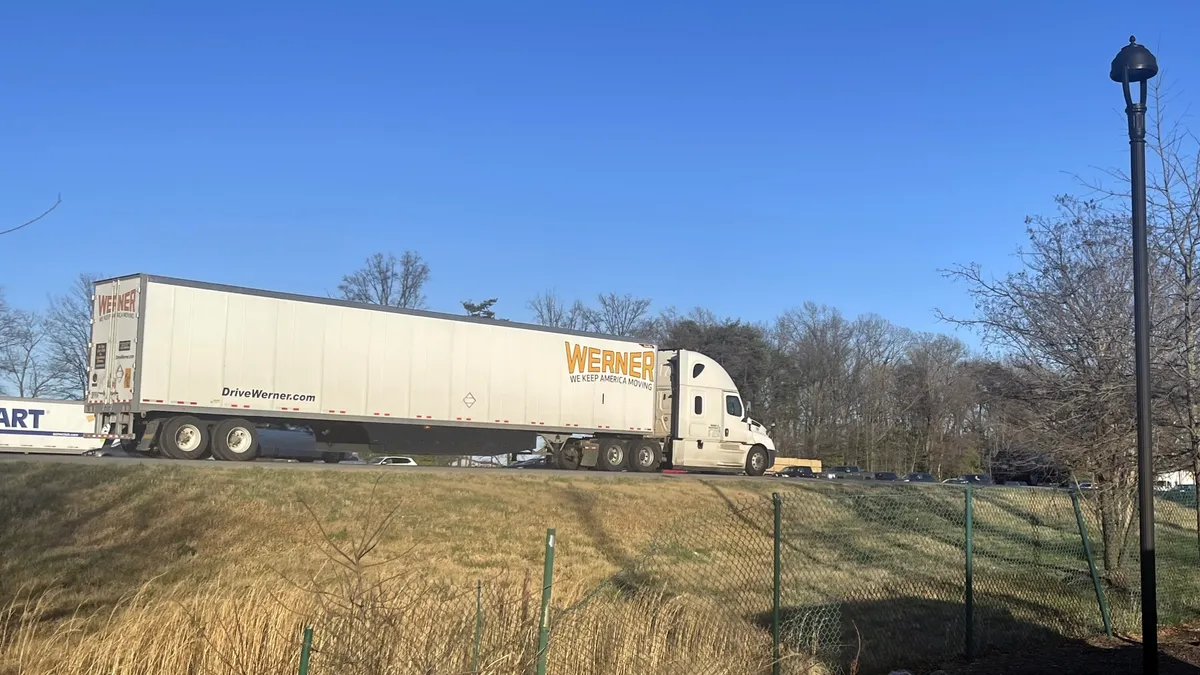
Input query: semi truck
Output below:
<box><xmin>85</xmin><ymin>274</ymin><xmax>776</xmax><ymax>474</ymax></box>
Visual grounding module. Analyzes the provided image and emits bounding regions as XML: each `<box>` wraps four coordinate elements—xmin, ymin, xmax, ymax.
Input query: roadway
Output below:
<box><xmin>0</xmin><ymin>449</ymin><xmax>767</xmax><ymax>481</ymax></box>
<box><xmin>1</xmin><ymin>449</ymin><xmax>1039</xmax><ymax>490</ymax></box>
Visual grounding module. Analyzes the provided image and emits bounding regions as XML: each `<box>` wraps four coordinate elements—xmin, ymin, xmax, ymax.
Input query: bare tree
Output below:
<box><xmin>896</xmin><ymin>333</ymin><xmax>973</xmax><ymax>477</ymax></box>
<box><xmin>44</xmin><ymin>273</ymin><xmax>99</xmax><ymax>399</ymax></box>
<box><xmin>848</xmin><ymin>315</ymin><xmax>915</xmax><ymax>471</ymax></box>
<box><xmin>1076</xmin><ymin>78</ymin><xmax>1200</xmax><ymax>559</ymax></box>
<box><xmin>0</xmin><ymin>310</ymin><xmax>66</xmax><ymax>398</ymax></box>
<box><xmin>584</xmin><ymin>293</ymin><xmax>653</xmax><ymax>338</ymax></box>
<box><xmin>775</xmin><ymin>303</ymin><xmax>857</xmax><ymax>461</ymax></box>
<box><xmin>0</xmin><ymin>291</ymin><xmax>11</xmax><ymax>353</ymax></box>
<box><xmin>338</xmin><ymin>251</ymin><xmax>430</xmax><ymax>309</ymax></box>
<box><xmin>941</xmin><ymin>196</ymin><xmax>1146</xmax><ymax>572</ymax></box>
<box><xmin>527</xmin><ymin>290</ymin><xmax>588</xmax><ymax>330</ymax></box>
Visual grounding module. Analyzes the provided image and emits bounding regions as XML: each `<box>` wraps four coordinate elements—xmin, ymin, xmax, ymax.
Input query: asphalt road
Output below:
<box><xmin>1</xmin><ymin>449</ymin><xmax>1051</xmax><ymax>490</ymax></box>
<box><xmin>0</xmin><ymin>448</ymin><xmax>770</xmax><ymax>481</ymax></box>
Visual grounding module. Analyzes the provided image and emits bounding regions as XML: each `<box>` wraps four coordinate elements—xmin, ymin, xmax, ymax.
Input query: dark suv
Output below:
<box><xmin>903</xmin><ymin>472</ymin><xmax>937</xmax><ymax>483</ymax></box>
<box><xmin>825</xmin><ymin>465</ymin><xmax>865</xmax><ymax>479</ymax></box>
<box><xmin>778</xmin><ymin>466</ymin><xmax>816</xmax><ymax>479</ymax></box>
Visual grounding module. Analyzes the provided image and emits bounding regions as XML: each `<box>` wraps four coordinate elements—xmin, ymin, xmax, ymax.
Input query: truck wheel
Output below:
<box><xmin>159</xmin><ymin>416</ymin><xmax>210</xmax><ymax>460</ymax></box>
<box><xmin>598</xmin><ymin>439</ymin><xmax>627</xmax><ymax>472</ymax></box>
<box><xmin>628</xmin><ymin>440</ymin><xmax>661</xmax><ymax>472</ymax></box>
<box><xmin>554</xmin><ymin>444</ymin><xmax>583</xmax><ymax>470</ymax></box>
<box><xmin>211</xmin><ymin>419</ymin><xmax>259</xmax><ymax>461</ymax></box>
<box><xmin>745</xmin><ymin>445</ymin><xmax>769</xmax><ymax>477</ymax></box>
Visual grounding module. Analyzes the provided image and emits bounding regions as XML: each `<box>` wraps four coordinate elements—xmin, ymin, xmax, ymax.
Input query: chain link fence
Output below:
<box><xmin>542</xmin><ymin>480</ymin><xmax>1200</xmax><ymax>675</ymax></box>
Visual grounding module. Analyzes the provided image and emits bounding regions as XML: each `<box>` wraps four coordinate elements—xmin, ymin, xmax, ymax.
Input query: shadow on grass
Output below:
<box><xmin>0</xmin><ymin>464</ymin><xmax>229</xmax><ymax>611</ymax></box>
<box><xmin>944</xmin><ymin>633</ymin><xmax>1200</xmax><ymax>675</ymax></box>
<box><xmin>753</xmin><ymin>596</ymin><xmax>1081</xmax><ymax>675</ymax></box>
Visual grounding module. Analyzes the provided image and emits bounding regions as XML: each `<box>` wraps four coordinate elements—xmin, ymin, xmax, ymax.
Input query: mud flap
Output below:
<box><xmin>135</xmin><ymin>418</ymin><xmax>162</xmax><ymax>452</ymax></box>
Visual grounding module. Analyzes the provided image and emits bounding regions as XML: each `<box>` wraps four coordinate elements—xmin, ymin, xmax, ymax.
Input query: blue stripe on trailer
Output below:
<box><xmin>0</xmin><ymin>429</ymin><xmax>86</xmax><ymax>438</ymax></box>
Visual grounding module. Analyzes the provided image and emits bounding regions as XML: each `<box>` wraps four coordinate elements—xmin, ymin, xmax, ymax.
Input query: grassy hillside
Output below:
<box><xmin>0</xmin><ymin>463</ymin><xmax>772</xmax><ymax>611</ymax></box>
<box><xmin>2</xmin><ymin>462</ymin><xmax>1199</xmax><ymax>675</ymax></box>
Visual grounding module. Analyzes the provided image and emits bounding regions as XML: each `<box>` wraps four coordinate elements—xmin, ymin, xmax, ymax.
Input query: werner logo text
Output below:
<box><xmin>565</xmin><ymin>342</ymin><xmax>655</xmax><ymax>382</ymax></box>
<box><xmin>97</xmin><ymin>289</ymin><xmax>138</xmax><ymax>317</ymax></box>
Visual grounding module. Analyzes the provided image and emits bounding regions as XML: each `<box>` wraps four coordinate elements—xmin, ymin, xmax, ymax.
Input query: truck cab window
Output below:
<box><xmin>692</xmin><ymin>363</ymin><xmax>705</xmax><ymax>379</ymax></box>
<box><xmin>726</xmin><ymin>395</ymin><xmax>743</xmax><ymax>418</ymax></box>
<box><xmin>694</xmin><ymin>395</ymin><xmax>703</xmax><ymax>415</ymax></box>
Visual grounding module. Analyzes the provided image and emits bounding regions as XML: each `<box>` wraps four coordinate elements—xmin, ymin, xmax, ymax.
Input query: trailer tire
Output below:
<box><xmin>745</xmin><ymin>445</ymin><xmax>769</xmax><ymax>477</ymax></box>
<box><xmin>628</xmin><ymin>440</ymin><xmax>661</xmax><ymax>472</ymax></box>
<box><xmin>597</xmin><ymin>439</ymin><xmax>627</xmax><ymax>472</ymax></box>
<box><xmin>211</xmin><ymin>419</ymin><xmax>259</xmax><ymax>461</ymax></box>
<box><xmin>159</xmin><ymin>416</ymin><xmax>210</xmax><ymax>460</ymax></box>
<box><xmin>554</xmin><ymin>443</ymin><xmax>583</xmax><ymax>470</ymax></box>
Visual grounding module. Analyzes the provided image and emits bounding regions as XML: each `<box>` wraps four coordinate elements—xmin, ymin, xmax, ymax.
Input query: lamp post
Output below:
<box><xmin>1110</xmin><ymin>35</ymin><xmax>1158</xmax><ymax>673</ymax></box>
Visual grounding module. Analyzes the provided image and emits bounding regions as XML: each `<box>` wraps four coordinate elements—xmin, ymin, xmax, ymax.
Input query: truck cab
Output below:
<box><xmin>655</xmin><ymin>350</ymin><xmax>775</xmax><ymax>474</ymax></box>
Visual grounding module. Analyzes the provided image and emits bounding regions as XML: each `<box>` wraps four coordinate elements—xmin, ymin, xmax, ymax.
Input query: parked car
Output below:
<box><xmin>776</xmin><ymin>466</ymin><xmax>817</xmax><ymax>479</ymax></box>
<box><xmin>508</xmin><ymin>456</ymin><xmax>551</xmax><ymax>469</ymax></box>
<box><xmin>825</xmin><ymin>465</ymin><xmax>865</xmax><ymax>480</ymax></box>
<box><xmin>871</xmin><ymin>472</ymin><xmax>899</xmax><ymax>481</ymax></box>
<box><xmin>903</xmin><ymin>472</ymin><xmax>937</xmax><ymax>483</ymax></box>
<box><xmin>960</xmin><ymin>474</ymin><xmax>995</xmax><ymax>486</ymax></box>
<box><xmin>942</xmin><ymin>477</ymin><xmax>968</xmax><ymax>485</ymax></box>
<box><xmin>1163</xmin><ymin>484</ymin><xmax>1197</xmax><ymax>505</ymax></box>
<box><xmin>374</xmin><ymin>456</ymin><xmax>419</xmax><ymax>467</ymax></box>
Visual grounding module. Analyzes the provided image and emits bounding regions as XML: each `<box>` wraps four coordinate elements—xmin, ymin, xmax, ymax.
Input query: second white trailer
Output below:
<box><xmin>0</xmin><ymin>398</ymin><xmax>105</xmax><ymax>454</ymax></box>
<box><xmin>87</xmin><ymin>275</ymin><xmax>776</xmax><ymax>473</ymax></box>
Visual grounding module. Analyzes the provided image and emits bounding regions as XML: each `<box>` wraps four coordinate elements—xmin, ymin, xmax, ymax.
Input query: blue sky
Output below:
<box><xmin>2</xmin><ymin>1</ymin><xmax>1198</xmax><ymax>344</ymax></box>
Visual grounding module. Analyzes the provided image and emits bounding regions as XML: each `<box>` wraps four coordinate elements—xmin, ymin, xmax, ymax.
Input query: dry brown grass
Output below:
<box><xmin>0</xmin><ymin>462</ymin><xmax>810</xmax><ymax>675</ymax></box>
<box><xmin>0</xmin><ymin>462</ymin><xmax>773</xmax><ymax>616</ymax></box>
<box><xmin>6</xmin><ymin>461</ymin><xmax>1196</xmax><ymax>674</ymax></box>
<box><xmin>0</xmin><ymin>578</ymin><xmax>828</xmax><ymax>675</ymax></box>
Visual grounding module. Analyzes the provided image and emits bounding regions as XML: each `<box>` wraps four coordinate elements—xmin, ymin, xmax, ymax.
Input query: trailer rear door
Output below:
<box><xmin>89</xmin><ymin>277</ymin><xmax>142</xmax><ymax>406</ymax></box>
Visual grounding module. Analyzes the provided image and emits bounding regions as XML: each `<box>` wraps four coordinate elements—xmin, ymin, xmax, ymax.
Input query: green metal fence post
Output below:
<box><xmin>298</xmin><ymin>625</ymin><xmax>313</xmax><ymax>675</ymax></box>
<box><xmin>474</xmin><ymin>580</ymin><xmax>484</xmax><ymax>674</ymax></box>
<box><xmin>1071</xmin><ymin>489</ymin><xmax>1113</xmax><ymax>637</ymax></box>
<box><xmin>772</xmin><ymin>492</ymin><xmax>783</xmax><ymax>675</ymax></box>
<box><xmin>535</xmin><ymin>528</ymin><xmax>557</xmax><ymax>675</ymax></box>
<box><xmin>964</xmin><ymin>486</ymin><xmax>975</xmax><ymax>663</ymax></box>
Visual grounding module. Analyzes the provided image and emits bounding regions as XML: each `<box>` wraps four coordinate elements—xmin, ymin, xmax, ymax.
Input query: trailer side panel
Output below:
<box><xmin>136</xmin><ymin>279</ymin><xmax>657</xmax><ymax>434</ymax></box>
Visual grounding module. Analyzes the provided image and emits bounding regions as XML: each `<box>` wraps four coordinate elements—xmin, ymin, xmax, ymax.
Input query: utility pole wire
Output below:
<box><xmin>0</xmin><ymin>195</ymin><xmax>63</xmax><ymax>237</ymax></box>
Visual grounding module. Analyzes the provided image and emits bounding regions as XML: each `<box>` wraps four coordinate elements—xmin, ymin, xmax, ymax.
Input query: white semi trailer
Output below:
<box><xmin>85</xmin><ymin>275</ymin><xmax>776</xmax><ymax>474</ymax></box>
<box><xmin>0</xmin><ymin>398</ymin><xmax>106</xmax><ymax>454</ymax></box>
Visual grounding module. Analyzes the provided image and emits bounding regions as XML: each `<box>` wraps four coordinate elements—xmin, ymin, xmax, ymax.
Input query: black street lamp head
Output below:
<box><xmin>1110</xmin><ymin>35</ymin><xmax>1158</xmax><ymax>84</ymax></box>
